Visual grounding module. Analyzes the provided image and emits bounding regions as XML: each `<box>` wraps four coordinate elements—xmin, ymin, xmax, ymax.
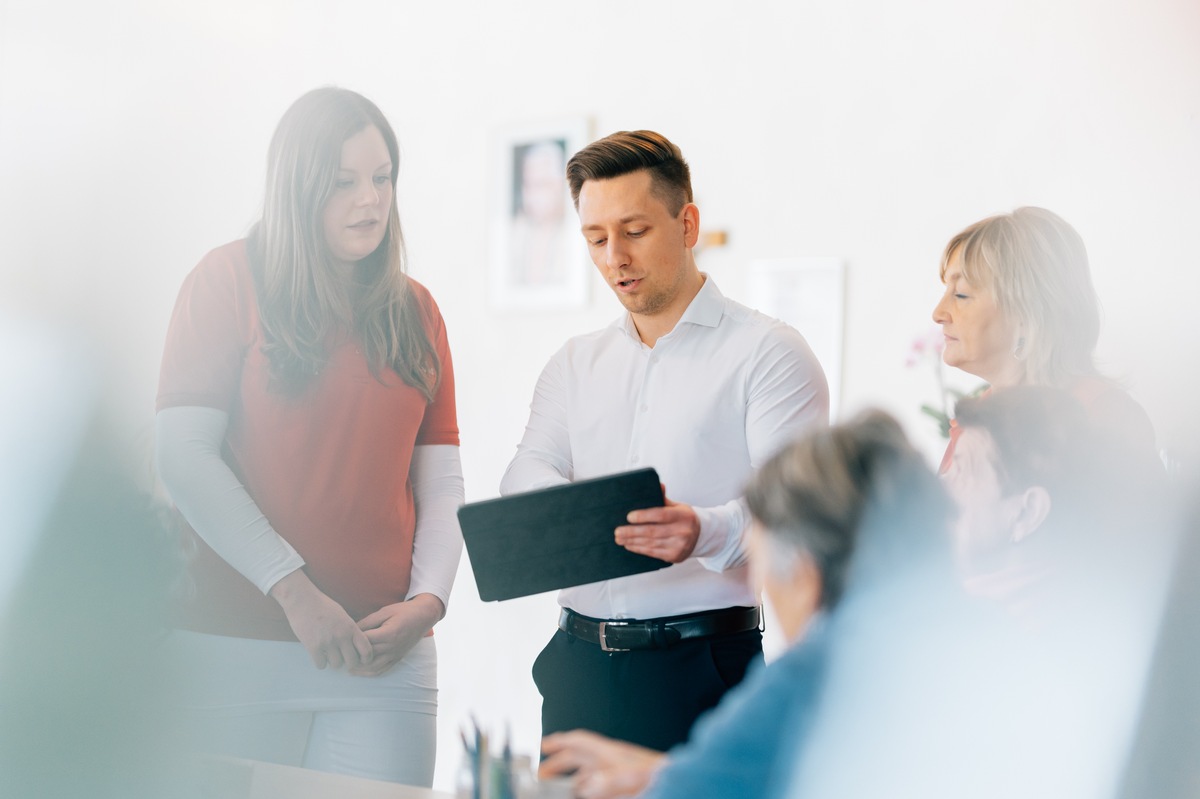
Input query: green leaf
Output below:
<box><xmin>919</xmin><ymin>404</ymin><xmax>947</xmax><ymax>422</ymax></box>
<box><xmin>920</xmin><ymin>404</ymin><xmax>952</xmax><ymax>439</ymax></box>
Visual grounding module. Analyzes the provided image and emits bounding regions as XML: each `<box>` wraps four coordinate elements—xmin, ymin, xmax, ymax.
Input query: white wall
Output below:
<box><xmin>3</xmin><ymin>0</ymin><xmax>1198</xmax><ymax>790</ymax></box>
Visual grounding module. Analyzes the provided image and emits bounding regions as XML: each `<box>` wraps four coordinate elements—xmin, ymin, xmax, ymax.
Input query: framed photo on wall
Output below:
<box><xmin>746</xmin><ymin>258</ymin><xmax>846</xmax><ymax>418</ymax></box>
<box><xmin>488</xmin><ymin>117</ymin><xmax>590</xmax><ymax>311</ymax></box>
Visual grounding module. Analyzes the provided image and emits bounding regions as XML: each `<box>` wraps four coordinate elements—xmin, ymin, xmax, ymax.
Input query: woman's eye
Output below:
<box><xmin>335</xmin><ymin>179</ymin><xmax>354</xmax><ymax>189</ymax></box>
<box><xmin>589</xmin><ymin>238</ymin><xmax>606</xmax><ymax>247</ymax></box>
<box><xmin>373</xmin><ymin>175</ymin><xmax>391</xmax><ymax>186</ymax></box>
<box><xmin>955</xmin><ymin>293</ymin><xmax>969</xmax><ymax>300</ymax></box>
<box><xmin>628</xmin><ymin>229</ymin><xmax>646</xmax><ymax>238</ymax></box>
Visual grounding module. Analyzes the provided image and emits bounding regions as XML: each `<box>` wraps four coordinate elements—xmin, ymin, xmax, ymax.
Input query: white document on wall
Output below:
<box><xmin>746</xmin><ymin>258</ymin><xmax>845</xmax><ymax>420</ymax></box>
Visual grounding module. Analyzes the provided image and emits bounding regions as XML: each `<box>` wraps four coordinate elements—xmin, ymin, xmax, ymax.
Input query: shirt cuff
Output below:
<box><xmin>692</xmin><ymin>497</ymin><xmax>750</xmax><ymax>571</ymax></box>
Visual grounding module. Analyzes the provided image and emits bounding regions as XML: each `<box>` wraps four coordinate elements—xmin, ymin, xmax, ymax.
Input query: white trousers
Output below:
<box><xmin>165</xmin><ymin>630</ymin><xmax>438</xmax><ymax>786</ymax></box>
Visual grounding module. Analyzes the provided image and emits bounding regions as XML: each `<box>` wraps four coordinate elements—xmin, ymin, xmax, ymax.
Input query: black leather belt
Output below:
<box><xmin>558</xmin><ymin>606</ymin><xmax>761</xmax><ymax>652</ymax></box>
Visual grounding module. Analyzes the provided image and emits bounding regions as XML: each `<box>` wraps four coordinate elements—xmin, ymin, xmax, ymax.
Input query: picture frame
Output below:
<box><xmin>488</xmin><ymin>117</ymin><xmax>591</xmax><ymax>311</ymax></box>
<box><xmin>746</xmin><ymin>258</ymin><xmax>846</xmax><ymax>418</ymax></box>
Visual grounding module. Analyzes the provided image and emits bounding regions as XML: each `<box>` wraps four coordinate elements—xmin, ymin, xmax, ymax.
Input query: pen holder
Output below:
<box><xmin>456</xmin><ymin>737</ymin><xmax>535</xmax><ymax>799</ymax></box>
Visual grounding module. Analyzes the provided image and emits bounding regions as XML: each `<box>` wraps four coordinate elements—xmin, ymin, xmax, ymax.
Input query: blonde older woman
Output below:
<box><xmin>932</xmin><ymin>207</ymin><xmax>1158</xmax><ymax>472</ymax></box>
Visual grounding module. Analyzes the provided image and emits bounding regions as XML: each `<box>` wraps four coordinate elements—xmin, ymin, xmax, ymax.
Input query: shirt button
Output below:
<box><xmin>640</xmin><ymin>404</ymin><xmax>649</xmax><ymax>412</ymax></box>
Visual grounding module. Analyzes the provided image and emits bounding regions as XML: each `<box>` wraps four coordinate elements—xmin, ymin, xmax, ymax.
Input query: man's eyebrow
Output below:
<box><xmin>581</xmin><ymin>214</ymin><xmax>651</xmax><ymax>230</ymax></box>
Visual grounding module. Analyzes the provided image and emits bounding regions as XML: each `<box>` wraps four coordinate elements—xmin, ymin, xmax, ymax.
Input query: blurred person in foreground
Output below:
<box><xmin>780</xmin><ymin>385</ymin><xmax>1168</xmax><ymax>799</ymax></box>
<box><xmin>0</xmin><ymin>321</ymin><xmax>186</xmax><ymax>798</ymax></box>
<box><xmin>537</xmin><ymin>410</ymin><xmax>956</xmax><ymax>799</ymax></box>
<box><xmin>0</xmin><ymin>419</ymin><xmax>187</xmax><ymax>799</ymax></box>
<box><xmin>933</xmin><ymin>385</ymin><xmax>1173</xmax><ymax>795</ymax></box>
<box><xmin>155</xmin><ymin>87</ymin><xmax>463</xmax><ymax>785</ymax></box>
<box><xmin>932</xmin><ymin>207</ymin><xmax>1159</xmax><ymax>474</ymax></box>
<box><xmin>1116</xmin><ymin>484</ymin><xmax>1200</xmax><ymax>799</ymax></box>
<box><xmin>542</xmin><ymin>392</ymin><xmax>1173</xmax><ymax>799</ymax></box>
<box><xmin>943</xmin><ymin>385</ymin><xmax>1141</xmax><ymax>617</ymax></box>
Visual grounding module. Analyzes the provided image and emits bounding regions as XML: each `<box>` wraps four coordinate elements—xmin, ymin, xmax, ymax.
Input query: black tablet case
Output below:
<box><xmin>458</xmin><ymin>467</ymin><xmax>670</xmax><ymax>601</ymax></box>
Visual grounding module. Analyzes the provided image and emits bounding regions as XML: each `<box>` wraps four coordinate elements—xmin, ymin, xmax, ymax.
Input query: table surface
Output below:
<box><xmin>197</xmin><ymin>755</ymin><xmax>455</xmax><ymax>799</ymax></box>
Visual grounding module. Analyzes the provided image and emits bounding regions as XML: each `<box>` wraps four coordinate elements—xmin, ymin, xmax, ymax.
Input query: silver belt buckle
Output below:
<box><xmin>598</xmin><ymin>621</ymin><xmax>630</xmax><ymax>652</ymax></box>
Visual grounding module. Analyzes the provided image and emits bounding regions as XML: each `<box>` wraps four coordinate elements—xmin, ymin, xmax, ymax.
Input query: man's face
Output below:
<box><xmin>943</xmin><ymin>427</ymin><xmax>1023</xmax><ymax>575</ymax></box>
<box><xmin>576</xmin><ymin>170</ymin><xmax>696</xmax><ymax>319</ymax></box>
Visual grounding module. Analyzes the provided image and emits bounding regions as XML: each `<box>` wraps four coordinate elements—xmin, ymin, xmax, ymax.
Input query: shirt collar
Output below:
<box><xmin>678</xmin><ymin>274</ymin><xmax>725</xmax><ymax>329</ymax></box>
<box><xmin>615</xmin><ymin>273</ymin><xmax>725</xmax><ymax>340</ymax></box>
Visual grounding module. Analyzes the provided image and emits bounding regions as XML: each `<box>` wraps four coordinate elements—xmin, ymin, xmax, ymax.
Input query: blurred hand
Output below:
<box><xmin>350</xmin><ymin>593</ymin><xmax>444</xmax><ymax>677</ymax></box>
<box><xmin>614</xmin><ymin>491</ymin><xmax>700</xmax><ymax>563</ymax></box>
<box><xmin>269</xmin><ymin>569</ymin><xmax>372</xmax><ymax>670</ymax></box>
<box><xmin>540</xmin><ymin>730</ymin><xmax>665</xmax><ymax>799</ymax></box>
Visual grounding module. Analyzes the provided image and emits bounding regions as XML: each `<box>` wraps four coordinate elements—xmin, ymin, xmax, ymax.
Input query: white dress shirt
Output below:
<box><xmin>501</xmin><ymin>276</ymin><xmax>829</xmax><ymax>620</ymax></box>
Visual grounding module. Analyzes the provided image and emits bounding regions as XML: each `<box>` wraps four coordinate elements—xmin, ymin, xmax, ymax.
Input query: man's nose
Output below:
<box><xmin>605</xmin><ymin>240</ymin><xmax>630</xmax><ymax>271</ymax></box>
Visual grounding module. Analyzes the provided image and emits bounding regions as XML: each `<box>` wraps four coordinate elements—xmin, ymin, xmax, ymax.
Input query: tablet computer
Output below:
<box><xmin>458</xmin><ymin>467</ymin><xmax>670</xmax><ymax>601</ymax></box>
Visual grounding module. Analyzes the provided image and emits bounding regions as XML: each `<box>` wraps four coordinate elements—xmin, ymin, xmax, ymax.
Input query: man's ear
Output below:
<box><xmin>681</xmin><ymin>203</ymin><xmax>700</xmax><ymax>248</ymax></box>
<box><xmin>1011</xmin><ymin>486</ymin><xmax>1052</xmax><ymax>544</ymax></box>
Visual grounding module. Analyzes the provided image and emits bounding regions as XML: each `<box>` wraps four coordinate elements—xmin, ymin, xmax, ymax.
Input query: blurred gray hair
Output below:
<box><xmin>745</xmin><ymin>410</ymin><xmax>954</xmax><ymax>608</ymax></box>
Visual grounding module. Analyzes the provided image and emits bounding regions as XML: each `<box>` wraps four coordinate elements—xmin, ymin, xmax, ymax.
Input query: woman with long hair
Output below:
<box><xmin>155</xmin><ymin>87</ymin><xmax>462</xmax><ymax>785</ymax></box>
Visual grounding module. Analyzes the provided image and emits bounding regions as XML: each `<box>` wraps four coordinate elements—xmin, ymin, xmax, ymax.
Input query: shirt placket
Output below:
<box><xmin>610</xmin><ymin>341</ymin><xmax>660</xmax><ymax>619</ymax></box>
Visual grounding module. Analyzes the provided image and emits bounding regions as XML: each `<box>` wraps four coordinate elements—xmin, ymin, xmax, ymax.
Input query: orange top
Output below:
<box><xmin>157</xmin><ymin>240</ymin><xmax>459</xmax><ymax>640</ymax></box>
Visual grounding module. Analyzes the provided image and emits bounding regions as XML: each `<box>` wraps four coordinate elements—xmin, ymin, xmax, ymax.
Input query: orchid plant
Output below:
<box><xmin>906</xmin><ymin>328</ymin><xmax>985</xmax><ymax>439</ymax></box>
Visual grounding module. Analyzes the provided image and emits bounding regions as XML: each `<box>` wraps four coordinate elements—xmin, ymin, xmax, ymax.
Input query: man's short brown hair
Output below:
<box><xmin>565</xmin><ymin>130</ymin><xmax>693</xmax><ymax>215</ymax></box>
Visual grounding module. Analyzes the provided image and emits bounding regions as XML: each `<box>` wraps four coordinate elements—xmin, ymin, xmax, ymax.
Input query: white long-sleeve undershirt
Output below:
<box><xmin>155</xmin><ymin>406</ymin><xmax>464</xmax><ymax>608</ymax></box>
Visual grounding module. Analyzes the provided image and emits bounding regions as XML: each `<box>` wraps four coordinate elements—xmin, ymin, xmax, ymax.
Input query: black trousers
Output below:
<box><xmin>532</xmin><ymin>622</ymin><xmax>763</xmax><ymax>752</ymax></box>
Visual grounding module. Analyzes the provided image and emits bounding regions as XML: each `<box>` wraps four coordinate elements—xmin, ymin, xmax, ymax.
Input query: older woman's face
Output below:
<box><xmin>932</xmin><ymin>249</ymin><xmax>1022</xmax><ymax>386</ymax></box>
<box><xmin>322</xmin><ymin>124</ymin><xmax>393</xmax><ymax>266</ymax></box>
<box><xmin>747</xmin><ymin>522</ymin><xmax>822</xmax><ymax>644</ymax></box>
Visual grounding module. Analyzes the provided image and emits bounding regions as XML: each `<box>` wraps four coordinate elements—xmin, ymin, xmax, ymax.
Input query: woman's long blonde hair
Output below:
<box><xmin>248</xmin><ymin>87</ymin><xmax>438</xmax><ymax>399</ymax></box>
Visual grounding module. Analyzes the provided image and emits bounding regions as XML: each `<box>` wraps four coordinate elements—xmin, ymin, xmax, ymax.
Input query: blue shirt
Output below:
<box><xmin>642</xmin><ymin>618</ymin><xmax>831</xmax><ymax>799</ymax></box>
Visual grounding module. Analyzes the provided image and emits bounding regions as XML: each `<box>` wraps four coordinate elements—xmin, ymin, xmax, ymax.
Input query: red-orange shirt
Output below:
<box><xmin>157</xmin><ymin>240</ymin><xmax>459</xmax><ymax>640</ymax></box>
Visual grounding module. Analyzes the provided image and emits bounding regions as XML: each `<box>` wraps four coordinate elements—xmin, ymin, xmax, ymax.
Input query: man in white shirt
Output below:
<box><xmin>501</xmin><ymin>130</ymin><xmax>829</xmax><ymax>751</ymax></box>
